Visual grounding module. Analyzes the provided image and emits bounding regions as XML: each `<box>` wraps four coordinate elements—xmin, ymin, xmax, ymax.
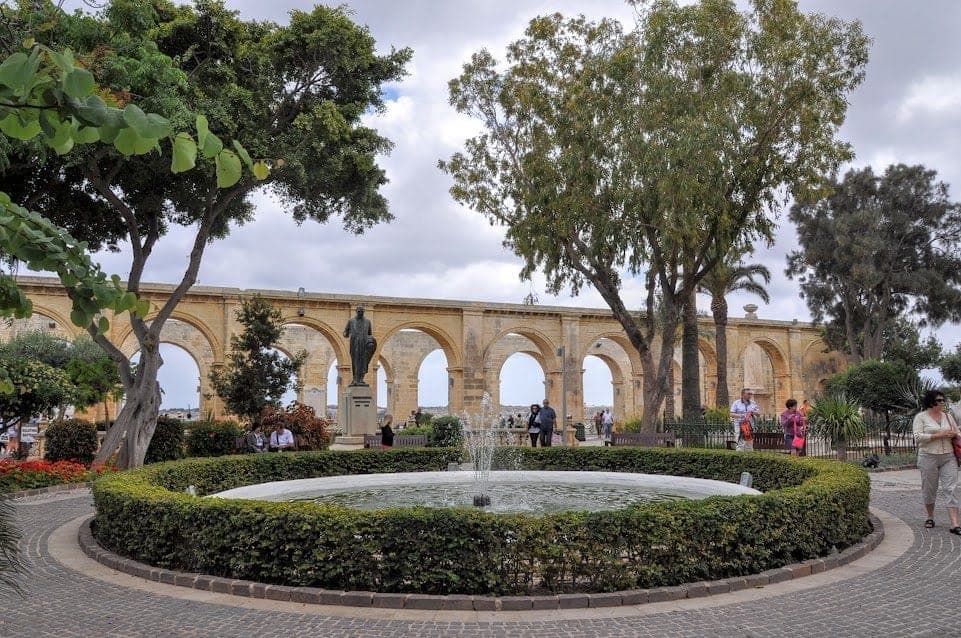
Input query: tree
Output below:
<box><xmin>696</xmin><ymin>257</ymin><xmax>771</xmax><ymax>408</ymax></box>
<box><xmin>442</xmin><ymin>2</ymin><xmax>867</xmax><ymax>428</ymax></box>
<box><xmin>0</xmin><ymin>359</ymin><xmax>76</xmax><ymax>426</ymax></box>
<box><xmin>825</xmin><ymin>358</ymin><xmax>918</xmax><ymax>455</ymax></box>
<box><xmin>210</xmin><ymin>296</ymin><xmax>305</xmax><ymax>425</ymax></box>
<box><xmin>941</xmin><ymin>345</ymin><xmax>961</xmax><ymax>386</ymax></box>
<box><xmin>679</xmin><ymin>289</ymin><xmax>700</xmax><ymax>418</ymax></box>
<box><xmin>787</xmin><ymin>164</ymin><xmax>961</xmax><ymax>363</ymax></box>
<box><xmin>0</xmin><ymin>332</ymin><xmax>121</xmax><ymax>422</ymax></box>
<box><xmin>0</xmin><ymin>2</ymin><xmax>409</xmax><ymax>467</ymax></box>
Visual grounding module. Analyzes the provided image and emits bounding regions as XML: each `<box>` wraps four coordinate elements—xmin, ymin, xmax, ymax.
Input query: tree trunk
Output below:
<box><xmin>94</xmin><ymin>348</ymin><xmax>163</xmax><ymax>468</ymax></box>
<box><xmin>836</xmin><ymin>439</ymin><xmax>847</xmax><ymax>462</ymax></box>
<box><xmin>642</xmin><ymin>305</ymin><xmax>680</xmax><ymax>431</ymax></box>
<box><xmin>712</xmin><ymin>296</ymin><xmax>730</xmax><ymax>409</ymax></box>
<box><xmin>681</xmin><ymin>289</ymin><xmax>701</xmax><ymax>418</ymax></box>
<box><xmin>664</xmin><ymin>369</ymin><xmax>675</xmax><ymax>422</ymax></box>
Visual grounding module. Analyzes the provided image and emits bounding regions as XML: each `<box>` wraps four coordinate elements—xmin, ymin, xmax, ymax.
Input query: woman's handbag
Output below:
<box><xmin>792</xmin><ymin>434</ymin><xmax>805</xmax><ymax>450</ymax></box>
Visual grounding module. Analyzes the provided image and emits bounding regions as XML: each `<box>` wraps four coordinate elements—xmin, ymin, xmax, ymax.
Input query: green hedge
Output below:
<box><xmin>91</xmin><ymin>447</ymin><xmax>870</xmax><ymax>595</ymax></box>
<box><xmin>185</xmin><ymin>420</ymin><xmax>242</xmax><ymax>457</ymax></box>
<box><xmin>145</xmin><ymin>417</ymin><xmax>186</xmax><ymax>464</ymax></box>
<box><xmin>44</xmin><ymin>418</ymin><xmax>98</xmax><ymax>464</ymax></box>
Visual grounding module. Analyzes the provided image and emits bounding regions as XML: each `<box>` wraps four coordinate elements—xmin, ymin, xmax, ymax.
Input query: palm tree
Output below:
<box><xmin>697</xmin><ymin>259</ymin><xmax>771</xmax><ymax>409</ymax></box>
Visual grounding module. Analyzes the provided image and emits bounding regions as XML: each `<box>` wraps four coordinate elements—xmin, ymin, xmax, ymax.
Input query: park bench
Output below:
<box><xmin>363</xmin><ymin>433</ymin><xmax>428</xmax><ymax>448</ymax></box>
<box><xmin>725</xmin><ymin>432</ymin><xmax>805</xmax><ymax>455</ymax></box>
<box><xmin>610</xmin><ymin>432</ymin><xmax>676</xmax><ymax>448</ymax></box>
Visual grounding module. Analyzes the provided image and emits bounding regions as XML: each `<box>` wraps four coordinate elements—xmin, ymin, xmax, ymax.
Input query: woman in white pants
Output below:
<box><xmin>913</xmin><ymin>389</ymin><xmax>960</xmax><ymax>533</ymax></box>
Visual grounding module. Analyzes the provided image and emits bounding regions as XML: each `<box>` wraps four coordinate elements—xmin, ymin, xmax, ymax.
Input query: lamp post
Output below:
<box><xmin>557</xmin><ymin>346</ymin><xmax>567</xmax><ymax>432</ymax></box>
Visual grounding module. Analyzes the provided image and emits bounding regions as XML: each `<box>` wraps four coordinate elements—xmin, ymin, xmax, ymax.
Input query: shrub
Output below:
<box><xmin>44</xmin><ymin>419</ymin><xmax>98</xmax><ymax>464</ymax></box>
<box><xmin>185</xmin><ymin>420</ymin><xmax>242</xmax><ymax>458</ymax></box>
<box><xmin>399</xmin><ymin>424</ymin><xmax>432</xmax><ymax>436</ymax></box>
<box><xmin>618</xmin><ymin>416</ymin><xmax>644</xmax><ymax>433</ymax></box>
<box><xmin>145</xmin><ymin>417</ymin><xmax>186</xmax><ymax>464</ymax></box>
<box><xmin>428</xmin><ymin>416</ymin><xmax>462</xmax><ymax>447</ymax></box>
<box><xmin>92</xmin><ymin>447</ymin><xmax>870</xmax><ymax>596</ymax></box>
<box><xmin>703</xmin><ymin>406</ymin><xmax>730</xmax><ymax>423</ymax></box>
<box><xmin>418</xmin><ymin>412</ymin><xmax>434</xmax><ymax>426</ymax></box>
<box><xmin>809</xmin><ymin>394</ymin><xmax>867</xmax><ymax>461</ymax></box>
<box><xmin>261</xmin><ymin>403</ymin><xmax>330</xmax><ymax>450</ymax></box>
<box><xmin>0</xmin><ymin>459</ymin><xmax>112</xmax><ymax>493</ymax></box>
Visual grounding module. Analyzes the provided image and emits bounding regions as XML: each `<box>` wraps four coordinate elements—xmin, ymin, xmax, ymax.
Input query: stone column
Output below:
<box><xmin>460</xmin><ymin>310</ymin><xmax>486</xmax><ymax>414</ymax></box>
<box><xmin>447</xmin><ymin>367</ymin><xmax>464</xmax><ymax>413</ymax></box>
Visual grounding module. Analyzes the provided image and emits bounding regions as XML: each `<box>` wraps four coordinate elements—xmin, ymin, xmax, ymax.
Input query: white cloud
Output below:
<box><xmin>35</xmin><ymin>0</ymin><xmax>961</xmax><ymax>408</ymax></box>
<box><xmin>897</xmin><ymin>74</ymin><xmax>961</xmax><ymax>122</ymax></box>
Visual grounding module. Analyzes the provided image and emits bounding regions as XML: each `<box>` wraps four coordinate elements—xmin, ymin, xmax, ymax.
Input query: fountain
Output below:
<box><xmin>212</xmin><ymin>394</ymin><xmax>760</xmax><ymax>512</ymax></box>
<box><xmin>461</xmin><ymin>393</ymin><xmax>500</xmax><ymax>507</ymax></box>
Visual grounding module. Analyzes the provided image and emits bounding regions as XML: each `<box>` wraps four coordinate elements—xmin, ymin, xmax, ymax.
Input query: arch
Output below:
<box><xmin>482</xmin><ymin>326</ymin><xmax>558</xmax><ymax>371</ymax></box>
<box><xmin>377</xmin><ymin>321</ymin><xmax>461</xmax><ymax>371</ymax></box>
<box><xmin>489</xmin><ymin>342</ymin><xmax>546</xmax><ymax>378</ymax></box>
<box><xmin>498</xmin><ymin>351</ymin><xmax>547</xmax><ymax>407</ymax></box>
<box><xmin>115</xmin><ymin>311</ymin><xmax>222</xmax><ymax>363</ymax></box>
<box><xmin>736</xmin><ymin>337</ymin><xmax>790</xmax><ymax>378</ymax></box>
<box><xmin>586</xmin><ymin>352</ymin><xmax>626</xmax><ymax>385</ymax></box>
<box><xmin>119</xmin><ymin>319</ymin><xmax>213</xmax><ymax>378</ymax></box>
<box><xmin>280</xmin><ymin>316</ymin><xmax>347</xmax><ymax>365</ymax></box>
<box><xmin>577</xmin><ymin>331</ymin><xmax>643</xmax><ymax>379</ymax></box>
<box><xmin>416</xmin><ymin>348</ymin><xmax>450</xmax><ymax>409</ymax></box>
<box><xmin>20</xmin><ymin>305</ymin><xmax>79</xmax><ymax>339</ymax></box>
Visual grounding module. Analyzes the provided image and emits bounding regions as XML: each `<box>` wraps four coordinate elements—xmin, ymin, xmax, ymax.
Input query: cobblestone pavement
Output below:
<box><xmin>0</xmin><ymin>473</ymin><xmax>955</xmax><ymax>637</ymax></box>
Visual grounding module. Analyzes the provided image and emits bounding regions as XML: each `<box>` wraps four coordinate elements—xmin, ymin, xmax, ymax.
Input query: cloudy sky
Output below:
<box><xmin>58</xmin><ymin>0</ymin><xmax>961</xmax><ymax>410</ymax></box>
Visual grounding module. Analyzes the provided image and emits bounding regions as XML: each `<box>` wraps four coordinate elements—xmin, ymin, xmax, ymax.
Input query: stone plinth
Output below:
<box><xmin>335</xmin><ymin>383</ymin><xmax>375</xmax><ymax>446</ymax></box>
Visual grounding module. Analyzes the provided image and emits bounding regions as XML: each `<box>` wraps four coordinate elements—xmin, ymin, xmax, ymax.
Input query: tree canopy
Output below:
<box><xmin>441</xmin><ymin>0</ymin><xmax>867</xmax><ymax>427</ymax></box>
<box><xmin>0</xmin><ymin>1</ymin><xmax>409</xmax><ymax>467</ymax></box>
<box><xmin>787</xmin><ymin>164</ymin><xmax>961</xmax><ymax>363</ymax></box>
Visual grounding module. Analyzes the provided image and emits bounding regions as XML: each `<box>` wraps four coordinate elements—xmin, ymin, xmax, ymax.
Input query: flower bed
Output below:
<box><xmin>0</xmin><ymin>459</ymin><xmax>111</xmax><ymax>493</ymax></box>
<box><xmin>91</xmin><ymin>447</ymin><xmax>870</xmax><ymax>595</ymax></box>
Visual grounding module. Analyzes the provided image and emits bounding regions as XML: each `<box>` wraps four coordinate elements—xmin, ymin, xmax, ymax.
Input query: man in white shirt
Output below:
<box><xmin>731</xmin><ymin>388</ymin><xmax>760</xmax><ymax>452</ymax></box>
<box><xmin>269</xmin><ymin>423</ymin><xmax>295</xmax><ymax>452</ymax></box>
<box><xmin>602</xmin><ymin>409</ymin><xmax>615</xmax><ymax>446</ymax></box>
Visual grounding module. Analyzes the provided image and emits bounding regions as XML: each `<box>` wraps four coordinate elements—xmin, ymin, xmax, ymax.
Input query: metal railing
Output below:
<box><xmin>660</xmin><ymin>416</ymin><xmax>917</xmax><ymax>460</ymax></box>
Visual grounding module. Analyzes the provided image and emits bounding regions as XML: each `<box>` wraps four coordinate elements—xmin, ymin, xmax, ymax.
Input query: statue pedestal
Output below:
<box><xmin>335</xmin><ymin>384</ymin><xmax>376</xmax><ymax>446</ymax></box>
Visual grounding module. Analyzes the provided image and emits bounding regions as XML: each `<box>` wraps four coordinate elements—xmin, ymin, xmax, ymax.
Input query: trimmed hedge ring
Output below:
<box><xmin>91</xmin><ymin>447</ymin><xmax>871</xmax><ymax>596</ymax></box>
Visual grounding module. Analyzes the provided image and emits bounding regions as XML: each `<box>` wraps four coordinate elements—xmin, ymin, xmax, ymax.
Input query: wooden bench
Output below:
<box><xmin>610</xmin><ymin>432</ymin><xmax>676</xmax><ymax>448</ymax></box>
<box><xmin>363</xmin><ymin>434</ymin><xmax>428</xmax><ymax>448</ymax></box>
<box><xmin>726</xmin><ymin>432</ymin><xmax>805</xmax><ymax>455</ymax></box>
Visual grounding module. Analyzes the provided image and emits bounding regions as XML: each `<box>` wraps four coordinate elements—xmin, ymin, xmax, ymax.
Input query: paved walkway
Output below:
<box><xmin>0</xmin><ymin>470</ymin><xmax>955</xmax><ymax>637</ymax></box>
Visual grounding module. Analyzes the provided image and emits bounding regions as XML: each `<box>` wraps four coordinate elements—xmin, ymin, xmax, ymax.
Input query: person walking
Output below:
<box><xmin>527</xmin><ymin>404</ymin><xmax>541</xmax><ymax>447</ymax></box>
<box><xmin>593</xmin><ymin>411</ymin><xmax>603</xmax><ymax>437</ymax></box>
<box><xmin>779</xmin><ymin>399</ymin><xmax>805</xmax><ymax>456</ymax></box>
<box><xmin>538</xmin><ymin>400</ymin><xmax>557</xmax><ymax>447</ymax></box>
<box><xmin>602</xmin><ymin>409</ymin><xmax>614</xmax><ymax>446</ymax></box>
<box><xmin>913</xmin><ymin>389</ymin><xmax>961</xmax><ymax>533</ymax></box>
<box><xmin>731</xmin><ymin>388</ymin><xmax>759</xmax><ymax>452</ymax></box>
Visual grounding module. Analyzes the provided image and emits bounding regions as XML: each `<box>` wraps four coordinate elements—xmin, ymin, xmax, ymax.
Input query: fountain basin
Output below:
<box><xmin>210</xmin><ymin>470</ymin><xmax>759</xmax><ymax>514</ymax></box>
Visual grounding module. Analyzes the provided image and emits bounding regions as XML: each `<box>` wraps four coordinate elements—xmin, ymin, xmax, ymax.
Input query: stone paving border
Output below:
<box><xmin>0</xmin><ymin>481</ymin><xmax>91</xmax><ymax>500</ymax></box>
<box><xmin>78</xmin><ymin>513</ymin><xmax>884</xmax><ymax>612</ymax></box>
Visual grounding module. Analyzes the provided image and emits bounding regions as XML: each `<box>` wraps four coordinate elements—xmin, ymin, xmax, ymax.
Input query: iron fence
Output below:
<box><xmin>660</xmin><ymin>415</ymin><xmax>917</xmax><ymax>460</ymax></box>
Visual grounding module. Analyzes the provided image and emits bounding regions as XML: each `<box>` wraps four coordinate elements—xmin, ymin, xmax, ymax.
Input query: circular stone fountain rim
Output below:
<box><xmin>210</xmin><ymin>470</ymin><xmax>761</xmax><ymax>502</ymax></box>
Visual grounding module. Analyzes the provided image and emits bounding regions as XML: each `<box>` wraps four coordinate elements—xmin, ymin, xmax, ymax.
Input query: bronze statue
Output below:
<box><xmin>344</xmin><ymin>305</ymin><xmax>375</xmax><ymax>385</ymax></box>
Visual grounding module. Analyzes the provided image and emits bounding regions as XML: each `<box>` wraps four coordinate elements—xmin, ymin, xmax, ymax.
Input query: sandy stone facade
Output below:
<box><xmin>5</xmin><ymin>276</ymin><xmax>845</xmax><ymax>429</ymax></box>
